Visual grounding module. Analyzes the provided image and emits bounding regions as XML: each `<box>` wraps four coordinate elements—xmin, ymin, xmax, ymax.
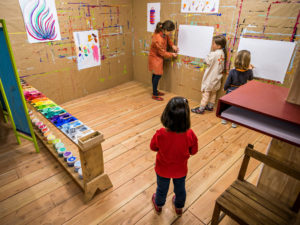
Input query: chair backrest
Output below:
<box><xmin>238</xmin><ymin>144</ymin><xmax>300</xmax><ymax>213</ymax></box>
<box><xmin>238</xmin><ymin>144</ymin><xmax>300</xmax><ymax>181</ymax></box>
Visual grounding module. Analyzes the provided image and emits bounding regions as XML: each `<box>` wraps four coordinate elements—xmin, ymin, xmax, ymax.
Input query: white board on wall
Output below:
<box><xmin>238</xmin><ymin>38</ymin><xmax>296</xmax><ymax>83</ymax></box>
<box><xmin>147</xmin><ymin>3</ymin><xmax>160</xmax><ymax>33</ymax></box>
<box><xmin>178</xmin><ymin>25</ymin><xmax>214</xmax><ymax>59</ymax></box>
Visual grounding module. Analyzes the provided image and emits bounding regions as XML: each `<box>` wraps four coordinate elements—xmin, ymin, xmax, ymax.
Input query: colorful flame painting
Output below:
<box><xmin>19</xmin><ymin>0</ymin><xmax>61</xmax><ymax>43</ymax></box>
<box><xmin>73</xmin><ymin>30</ymin><xmax>101</xmax><ymax>70</ymax></box>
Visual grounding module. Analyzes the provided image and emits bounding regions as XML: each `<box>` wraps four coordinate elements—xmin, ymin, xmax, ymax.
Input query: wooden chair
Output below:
<box><xmin>211</xmin><ymin>144</ymin><xmax>300</xmax><ymax>225</ymax></box>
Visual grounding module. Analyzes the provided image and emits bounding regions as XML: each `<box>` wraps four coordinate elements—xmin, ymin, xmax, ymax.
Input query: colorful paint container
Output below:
<box><xmin>31</xmin><ymin>116</ymin><xmax>36</xmax><ymax>122</ymax></box>
<box><xmin>36</xmin><ymin>121</ymin><xmax>42</xmax><ymax>126</ymax></box>
<box><xmin>28</xmin><ymin>110</ymin><xmax>33</xmax><ymax>116</ymax></box>
<box><xmin>38</xmin><ymin>124</ymin><xmax>46</xmax><ymax>131</ymax></box>
<box><xmin>32</xmin><ymin>118</ymin><xmax>39</xmax><ymax>125</ymax></box>
<box><xmin>78</xmin><ymin>168</ymin><xmax>83</xmax><ymax>179</ymax></box>
<box><xmin>57</xmin><ymin>147</ymin><xmax>66</xmax><ymax>157</ymax></box>
<box><xmin>74</xmin><ymin>161</ymin><xmax>81</xmax><ymax>172</ymax></box>
<box><xmin>67</xmin><ymin>156</ymin><xmax>76</xmax><ymax>167</ymax></box>
<box><xmin>54</xmin><ymin>142</ymin><xmax>64</xmax><ymax>151</ymax></box>
<box><xmin>43</xmin><ymin>131</ymin><xmax>52</xmax><ymax>141</ymax></box>
<box><xmin>63</xmin><ymin>151</ymin><xmax>72</xmax><ymax>161</ymax></box>
<box><xmin>52</xmin><ymin>139</ymin><xmax>61</xmax><ymax>146</ymax></box>
<box><xmin>47</xmin><ymin>134</ymin><xmax>55</xmax><ymax>144</ymax></box>
<box><xmin>41</xmin><ymin>127</ymin><xmax>50</xmax><ymax>134</ymax></box>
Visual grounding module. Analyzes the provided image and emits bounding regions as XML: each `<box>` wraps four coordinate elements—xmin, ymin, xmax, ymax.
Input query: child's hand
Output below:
<box><xmin>172</xmin><ymin>53</ymin><xmax>178</xmax><ymax>57</ymax></box>
<box><xmin>172</xmin><ymin>45</ymin><xmax>179</xmax><ymax>52</ymax></box>
<box><xmin>249</xmin><ymin>64</ymin><xmax>254</xmax><ymax>70</ymax></box>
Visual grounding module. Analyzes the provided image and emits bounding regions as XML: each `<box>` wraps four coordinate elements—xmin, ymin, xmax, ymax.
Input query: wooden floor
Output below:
<box><xmin>0</xmin><ymin>81</ymin><xmax>270</xmax><ymax>225</ymax></box>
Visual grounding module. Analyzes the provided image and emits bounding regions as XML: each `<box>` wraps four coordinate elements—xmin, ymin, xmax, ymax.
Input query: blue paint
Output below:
<box><xmin>207</xmin><ymin>13</ymin><xmax>222</xmax><ymax>16</ymax></box>
<box><xmin>67</xmin><ymin>156</ymin><xmax>76</xmax><ymax>167</ymax></box>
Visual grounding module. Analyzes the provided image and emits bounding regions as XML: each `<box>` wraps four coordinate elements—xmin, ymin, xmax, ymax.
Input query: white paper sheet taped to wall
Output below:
<box><xmin>238</xmin><ymin>38</ymin><xmax>296</xmax><ymax>83</ymax></box>
<box><xmin>147</xmin><ymin>3</ymin><xmax>160</xmax><ymax>33</ymax></box>
<box><xmin>178</xmin><ymin>25</ymin><xmax>214</xmax><ymax>59</ymax></box>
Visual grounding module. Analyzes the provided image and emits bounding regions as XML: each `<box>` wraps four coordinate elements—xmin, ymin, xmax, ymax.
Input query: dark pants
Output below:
<box><xmin>152</xmin><ymin>74</ymin><xmax>161</xmax><ymax>96</ymax></box>
<box><xmin>155</xmin><ymin>174</ymin><xmax>186</xmax><ymax>208</ymax></box>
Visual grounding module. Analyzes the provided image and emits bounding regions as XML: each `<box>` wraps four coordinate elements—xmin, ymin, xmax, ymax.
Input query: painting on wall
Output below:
<box><xmin>181</xmin><ymin>0</ymin><xmax>219</xmax><ymax>13</ymax></box>
<box><xmin>73</xmin><ymin>30</ymin><xmax>101</xmax><ymax>71</ymax></box>
<box><xmin>18</xmin><ymin>0</ymin><xmax>61</xmax><ymax>43</ymax></box>
<box><xmin>147</xmin><ymin>3</ymin><xmax>161</xmax><ymax>32</ymax></box>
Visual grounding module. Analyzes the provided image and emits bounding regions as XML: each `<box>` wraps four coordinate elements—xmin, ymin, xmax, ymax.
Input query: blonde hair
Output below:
<box><xmin>235</xmin><ymin>50</ymin><xmax>251</xmax><ymax>70</ymax></box>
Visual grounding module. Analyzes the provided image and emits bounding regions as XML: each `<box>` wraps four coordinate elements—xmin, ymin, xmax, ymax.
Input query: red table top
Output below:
<box><xmin>219</xmin><ymin>80</ymin><xmax>300</xmax><ymax>125</ymax></box>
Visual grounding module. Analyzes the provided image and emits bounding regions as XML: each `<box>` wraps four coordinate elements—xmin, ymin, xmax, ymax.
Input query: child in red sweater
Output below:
<box><xmin>150</xmin><ymin>97</ymin><xmax>198</xmax><ymax>216</ymax></box>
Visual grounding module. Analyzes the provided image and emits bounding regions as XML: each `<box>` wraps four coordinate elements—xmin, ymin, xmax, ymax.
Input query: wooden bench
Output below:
<box><xmin>211</xmin><ymin>144</ymin><xmax>300</xmax><ymax>225</ymax></box>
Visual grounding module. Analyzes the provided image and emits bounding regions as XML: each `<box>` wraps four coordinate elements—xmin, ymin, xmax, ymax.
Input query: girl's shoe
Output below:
<box><xmin>205</xmin><ymin>105</ymin><xmax>214</xmax><ymax>111</ymax></box>
<box><xmin>231</xmin><ymin>123</ymin><xmax>237</xmax><ymax>128</ymax></box>
<box><xmin>157</xmin><ymin>91</ymin><xmax>165</xmax><ymax>96</ymax></box>
<box><xmin>152</xmin><ymin>193</ymin><xmax>162</xmax><ymax>214</ymax></box>
<box><xmin>172</xmin><ymin>195</ymin><xmax>183</xmax><ymax>216</ymax></box>
<box><xmin>221</xmin><ymin>119</ymin><xmax>227</xmax><ymax>124</ymax></box>
<box><xmin>152</xmin><ymin>95</ymin><xmax>163</xmax><ymax>101</ymax></box>
<box><xmin>191</xmin><ymin>107</ymin><xmax>205</xmax><ymax>114</ymax></box>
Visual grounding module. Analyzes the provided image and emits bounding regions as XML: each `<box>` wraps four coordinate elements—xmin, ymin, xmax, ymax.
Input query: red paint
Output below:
<box><xmin>264</xmin><ymin>1</ymin><xmax>299</xmax><ymax>34</ymax></box>
<box><xmin>233</xmin><ymin>0</ymin><xmax>244</xmax><ymax>47</ymax></box>
<box><xmin>291</xmin><ymin>10</ymin><xmax>300</xmax><ymax>42</ymax></box>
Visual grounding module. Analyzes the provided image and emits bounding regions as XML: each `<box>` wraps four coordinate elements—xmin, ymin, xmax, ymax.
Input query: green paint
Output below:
<box><xmin>123</xmin><ymin>65</ymin><xmax>127</xmax><ymax>74</ymax></box>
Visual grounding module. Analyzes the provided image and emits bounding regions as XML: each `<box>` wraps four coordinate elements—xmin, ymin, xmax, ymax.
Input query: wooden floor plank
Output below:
<box><xmin>0</xmin><ymin>81</ymin><xmax>268</xmax><ymax>225</ymax></box>
<box><xmin>0</xmin><ymin>170</ymin><xmax>19</xmax><ymax>188</ymax></box>
<box><xmin>0</xmin><ymin>172</ymin><xmax>72</xmax><ymax>218</ymax></box>
<box><xmin>0</xmin><ymin>161</ymin><xmax>61</xmax><ymax>202</ymax></box>
<box><xmin>87</xmin><ymin>128</ymin><xmax>260</xmax><ymax>225</ymax></box>
<box><xmin>188</xmin><ymin>135</ymin><xmax>271</xmax><ymax>224</ymax></box>
<box><xmin>134</xmin><ymin>130</ymin><xmax>262</xmax><ymax>225</ymax></box>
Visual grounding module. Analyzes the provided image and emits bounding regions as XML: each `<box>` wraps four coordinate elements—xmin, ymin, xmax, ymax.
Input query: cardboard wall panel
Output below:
<box><xmin>0</xmin><ymin>0</ymin><xmax>133</xmax><ymax>104</ymax></box>
<box><xmin>132</xmin><ymin>0</ymin><xmax>300</xmax><ymax>103</ymax></box>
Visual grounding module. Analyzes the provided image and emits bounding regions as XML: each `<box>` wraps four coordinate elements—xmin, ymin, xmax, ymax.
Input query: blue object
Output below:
<box><xmin>0</xmin><ymin>27</ymin><xmax>31</xmax><ymax>136</ymax></box>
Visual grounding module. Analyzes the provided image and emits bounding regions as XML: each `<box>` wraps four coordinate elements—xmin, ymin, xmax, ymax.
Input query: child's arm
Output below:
<box><xmin>189</xmin><ymin>130</ymin><xmax>198</xmax><ymax>155</ymax></box>
<box><xmin>224</xmin><ymin>70</ymin><xmax>233</xmax><ymax>91</ymax></box>
<box><xmin>150</xmin><ymin>132</ymin><xmax>159</xmax><ymax>151</ymax></box>
<box><xmin>154</xmin><ymin>40</ymin><xmax>176</xmax><ymax>58</ymax></box>
<box><xmin>167</xmin><ymin>35</ymin><xmax>178</xmax><ymax>52</ymax></box>
<box><xmin>204</xmin><ymin>52</ymin><xmax>215</xmax><ymax>66</ymax></box>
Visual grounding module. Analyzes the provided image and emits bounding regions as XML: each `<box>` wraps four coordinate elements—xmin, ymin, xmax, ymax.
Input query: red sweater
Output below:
<box><xmin>150</xmin><ymin>128</ymin><xmax>198</xmax><ymax>178</ymax></box>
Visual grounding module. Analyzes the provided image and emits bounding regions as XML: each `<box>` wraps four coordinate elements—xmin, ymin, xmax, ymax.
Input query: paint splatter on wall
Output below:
<box><xmin>1</xmin><ymin>0</ymin><xmax>133</xmax><ymax>103</ymax></box>
<box><xmin>133</xmin><ymin>0</ymin><xmax>300</xmax><ymax>101</ymax></box>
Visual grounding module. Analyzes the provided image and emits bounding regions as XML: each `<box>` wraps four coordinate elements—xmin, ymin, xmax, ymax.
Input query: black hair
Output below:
<box><xmin>213</xmin><ymin>35</ymin><xmax>227</xmax><ymax>74</ymax></box>
<box><xmin>155</xmin><ymin>20</ymin><xmax>175</xmax><ymax>33</ymax></box>
<box><xmin>161</xmin><ymin>97</ymin><xmax>191</xmax><ymax>133</ymax></box>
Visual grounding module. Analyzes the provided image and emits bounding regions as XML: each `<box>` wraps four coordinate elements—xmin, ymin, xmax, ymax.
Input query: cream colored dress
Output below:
<box><xmin>201</xmin><ymin>49</ymin><xmax>225</xmax><ymax>92</ymax></box>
